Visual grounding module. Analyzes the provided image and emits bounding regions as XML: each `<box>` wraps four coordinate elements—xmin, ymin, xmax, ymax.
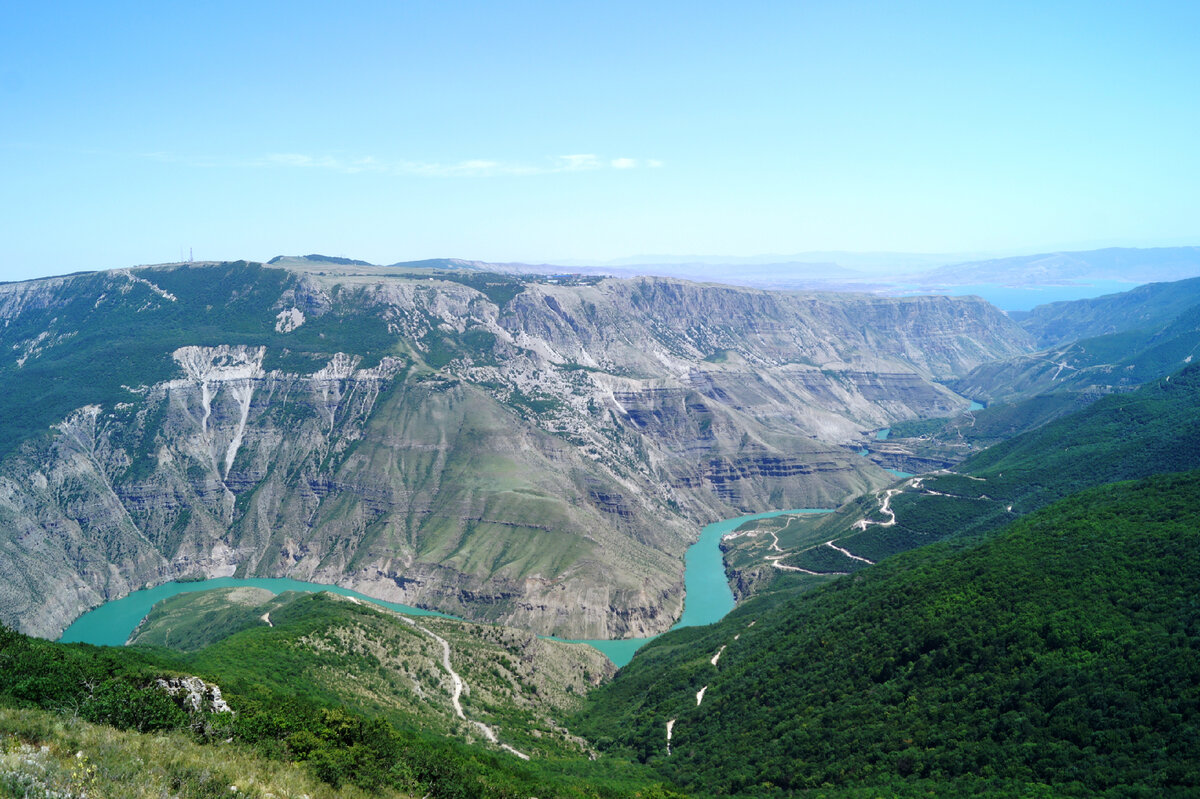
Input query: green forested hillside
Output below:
<box><xmin>887</xmin><ymin>390</ymin><xmax>1099</xmax><ymax>452</ymax></box>
<box><xmin>130</xmin><ymin>589</ymin><xmax>611</xmax><ymax>756</ymax></box>
<box><xmin>1017</xmin><ymin>275</ymin><xmax>1200</xmax><ymax>347</ymax></box>
<box><xmin>577</xmin><ymin>471</ymin><xmax>1200</xmax><ymax>797</ymax></box>
<box><xmin>750</xmin><ymin>361</ymin><xmax>1200</xmax><ymax>582</ymax></box>
<box><xmin>878</xmin><ymin>281</ymin><xmax>1200</xmax><ymax>485</ymax></box>
<box><xmin>960</xmin><ymin>360</ymin><xmax>1200</xmax><ymax>487</ymax></box>
<box><xmin>950</xmin><ymin>287</ymin><xmax>1200</xmax><ymax>406</ymax></box>
<box><xmin>0</xmin><ymin>603</ymin><xmax>664</xmax><ymax>799</ymax></box>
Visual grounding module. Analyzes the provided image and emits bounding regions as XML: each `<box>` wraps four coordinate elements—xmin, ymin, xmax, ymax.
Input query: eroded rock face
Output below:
<box><xmin>156</xmin><ymin>676</ymin><xmax>233</xmax><ymax>714</ymax></box>
<box><xmin>0</xmin><ymin>264</ymin><xmax>1033</xmax><ymax>640</ymax></box>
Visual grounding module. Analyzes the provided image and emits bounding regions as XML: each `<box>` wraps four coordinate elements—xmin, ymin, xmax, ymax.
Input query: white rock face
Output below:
<box><xmin>114</xmin><ymin>269</ymin><xmax>178</xmax><ymax>302</ymax></box>
<box><xmin>312</xmin><ymin>352</ymin><xmax>360</xmax><ymax>381</ymax></box>
<box><xmin>54</xmin><ymin>405</ymin><xmax>103</xmax><ymax>454</ymax></box>
<box><xmin>354</xmin><ymin>356</ymin><xmax>405</xmax><ymax>380</ymax></box>
<box><xmin>156</xmin><ymin>676</ymin><xmax>233</xmax><ymax>713</ymax></box>
<box><xmin>169</xmin><ymin>346</ymin><xmax>267</xmax><ymax>476</ymax></box>
<box><xmin>172</xmin><ymin>345</ymin><xmax>266</xmax><ymax>383</ymax></box>
<box><xmin>274</xmin><ymin>307</ymin><xmax>305</xmax><ymax>332</ymax></box>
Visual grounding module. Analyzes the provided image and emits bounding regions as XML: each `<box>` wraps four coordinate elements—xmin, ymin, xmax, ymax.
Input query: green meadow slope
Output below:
<box><xmin>130</xmin><ymin>589</ymin><xmax>611</xmax><ymax>757</ymax></box>
<box><xmin>0</xmin><ymin>602</ymin><xmax>664</xmax><ymax>799</ymax></box>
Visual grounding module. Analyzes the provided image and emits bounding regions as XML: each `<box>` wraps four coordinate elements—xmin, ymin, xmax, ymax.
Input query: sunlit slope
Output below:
<box><xmin>0</xmin><ymin>604</ymin><xmax>662</xmax><ymax>798</ymax></box>
<box><xmin>576</xmin><ymin>471</ymin><xmax>1200</xmax><ymax>796</ymax></box>
<box><xmin>953</xmin><ymin>287</ymin><xmax>1200</xmax><ymax>406</ymax></box>
<box><xmin>130</xmin><ymin>589</ymin><xmax>610</xmax><ymax>757</ymax></box>
<box><xmin>733</xmin><ymin>361</ymin><xmax>1200</xmax><ymax>588</ymax></box>
<box><xmin>0</xmin><ymin>260</ymin><xmax>1027</xmax><ymax>640</ymax></box>
<box><xmin>0</xmin><ymin>705</ymin><xmax>409</xmax><ymax>799</ymax></box>
<box><xmin>1017</xmin><ymin>274</ymin><xmax>1200</xmax><ymax>348</ymax></box>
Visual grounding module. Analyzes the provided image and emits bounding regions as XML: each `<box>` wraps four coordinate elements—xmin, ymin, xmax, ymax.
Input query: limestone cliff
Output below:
<box><xmin>0</xmin><ymin>262</ymin><xmax>1033</xmax><ymax>639</ymax></box>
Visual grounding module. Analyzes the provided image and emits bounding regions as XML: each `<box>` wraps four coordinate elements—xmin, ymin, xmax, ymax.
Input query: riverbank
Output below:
<box><xmin>59</xmin><ymin>510</ymin><xmax>832</xmax><ymax>667</ymax></box>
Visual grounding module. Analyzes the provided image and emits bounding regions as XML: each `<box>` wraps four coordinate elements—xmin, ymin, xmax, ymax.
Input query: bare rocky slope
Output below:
<box><xmin>0</xmin><ymin>261</ymin><xmax>1032</xmax><ymax>640</ymax></box>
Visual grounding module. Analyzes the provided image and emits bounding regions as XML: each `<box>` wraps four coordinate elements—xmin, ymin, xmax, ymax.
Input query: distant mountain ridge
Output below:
<box><xmin>920</xmin><ymin>246</ymin><xmax>1200</xmax><ymax>287</ymax></box>
<box><xmin>864</xmin><ymin>273</ymin><xmax>1200</xmax><ymax>477</ymax></box>
<box><xmin>951</xmin><ymin>278</ymin><xmax>1200</xmax><ymax>405</ymax></box>
<box><xmin>1016</xmin><ymin>274</ymin><xmax>1200</xmax><ymax>347</ymax></box>
<box><xmin>267</xmin><ymin>254</ymin><xmax>373</xmax><ymax>266</ymax></box>
<box><xmin>264</xmin><ymin>246</ymin><xmax>1200</xmax><ymax>297</ymax></box>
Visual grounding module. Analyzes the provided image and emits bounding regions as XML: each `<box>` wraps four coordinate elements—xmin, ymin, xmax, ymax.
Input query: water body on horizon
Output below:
<box><xmin>895</xmin><ymin>280</ymin><xmax>1138</xmax><ymax>312</ymax></box>
<box><xmin>59</xmin><ymin>510</ymin><xmax>833</xmax><ymax>668</ymax></box>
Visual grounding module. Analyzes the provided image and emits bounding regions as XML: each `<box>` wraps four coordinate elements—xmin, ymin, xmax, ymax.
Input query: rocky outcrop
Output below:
<box><xmin>155</xmin><ymin>676</ymin><xmax>232</xmax><ymax>714</ymax></box>
<box><xmin>0</xmin><ymin>263</ymin><xmax>1034</xmax><ymax>641</ymax></box>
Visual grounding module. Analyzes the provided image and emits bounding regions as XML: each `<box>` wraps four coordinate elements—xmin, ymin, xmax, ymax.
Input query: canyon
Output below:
<box><xmin>0</xmin><ymin>260</ymin><xmax>1033</xmax><ymax>640</ymax></box>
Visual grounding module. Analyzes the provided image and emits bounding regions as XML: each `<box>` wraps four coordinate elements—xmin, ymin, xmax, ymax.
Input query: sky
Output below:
<box><xmin>2</xmin><ymin>1</ymin><xmax>1198</xmax><ymax>282</ymax></box>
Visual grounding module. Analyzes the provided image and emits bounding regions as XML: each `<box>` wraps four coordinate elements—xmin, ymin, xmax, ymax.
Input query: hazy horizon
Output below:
<box><xmin>10</xmin><ymin>241</ymin><xmax>1200</xmax><ymax>282</ymax></box>
<box><xmin>4</xmin><ymin>3</ymin><xmax>1199</xmax><ymax>283</ymax></box>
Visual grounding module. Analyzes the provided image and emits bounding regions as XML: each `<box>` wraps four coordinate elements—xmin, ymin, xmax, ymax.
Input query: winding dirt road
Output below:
<box><xmin>397</xmin><ymin>616</ymin><xmax>531</xmax><ymax>760</ymax></box>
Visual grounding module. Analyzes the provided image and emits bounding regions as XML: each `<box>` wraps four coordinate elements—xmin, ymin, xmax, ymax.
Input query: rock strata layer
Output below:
<box><xmin>0</xmin><ymin>263</ymin><xmax>1033</xmax><ymax>639</ymax></box>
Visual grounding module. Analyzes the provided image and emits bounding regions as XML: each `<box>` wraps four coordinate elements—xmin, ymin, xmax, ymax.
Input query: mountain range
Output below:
<box><xmin>0</xmin><ymin>260</ymin><xmax>1028</xmax><ymax>641</ymax></box>
<box><xmin>2</xmin><ymin>256</ymin><xmax>1199</xmax><ymax>797</ymax></box>
<box><xmin>266</xmin><ymin>246</ymin><xmax>1200</xmax><ymax>295</ymax></box>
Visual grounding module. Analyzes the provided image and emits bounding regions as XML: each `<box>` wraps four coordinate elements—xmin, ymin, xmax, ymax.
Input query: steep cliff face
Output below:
<box><xmin>0</xmin><ymin>263</ymin><xmax>1033</xmax><ymax>639</ymax></box>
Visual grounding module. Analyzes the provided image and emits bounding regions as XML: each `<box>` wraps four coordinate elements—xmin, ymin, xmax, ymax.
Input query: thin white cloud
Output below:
<box><xmin>264</xmin><ymin>153</ymin><xmax>342</xmax><ymax>169</ymax></box>
<box><xmin>555</xmin><ymin>154</ymin><xmax>603</xmax><ymax>171</ymax></box>
<box><xmin>143</xmin><ymin>150</ymin><xmax>661</xmax><ymax>178</ymax></box>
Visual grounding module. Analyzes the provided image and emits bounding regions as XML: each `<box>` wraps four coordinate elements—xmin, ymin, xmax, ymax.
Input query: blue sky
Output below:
<box><xmin>2</xmin><ymin>1</ymin><xmax>1198</xmax><ymax>281</ymax></box>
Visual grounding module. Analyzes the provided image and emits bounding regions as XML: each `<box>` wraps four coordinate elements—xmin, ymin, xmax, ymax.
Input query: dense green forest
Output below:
<box><xmin>577</xmin><ymin>471</ymin><xmax>1200</xmax><ymax>797</ymax></box>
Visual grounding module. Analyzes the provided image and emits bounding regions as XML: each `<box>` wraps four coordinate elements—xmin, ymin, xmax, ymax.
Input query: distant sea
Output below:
<box><xmin>891</xmin><ymin>280</ymin><xmax>1138</xmax><ymax>312</ymax></box>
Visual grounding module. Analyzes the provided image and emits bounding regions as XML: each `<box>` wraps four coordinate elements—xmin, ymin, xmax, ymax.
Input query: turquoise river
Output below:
<box><xmin>60</xmin><ymin>509</ymin><xmax>831</xmax><ymax>668</ymax></box>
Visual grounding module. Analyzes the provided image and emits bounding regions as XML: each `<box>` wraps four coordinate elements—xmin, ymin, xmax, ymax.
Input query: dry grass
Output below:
<box><xmin>0</xmin><ymin>707</ymin><xmax>410</xmax><ymax>799</ymax></box>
